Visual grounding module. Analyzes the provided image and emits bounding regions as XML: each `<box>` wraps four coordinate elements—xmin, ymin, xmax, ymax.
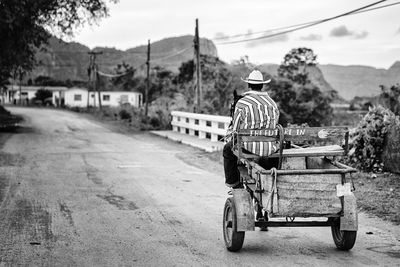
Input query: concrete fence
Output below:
<box><xmin>171</xmin><ymin>111</ymin><xmax>231</xmax><ymax>142</ymax></box>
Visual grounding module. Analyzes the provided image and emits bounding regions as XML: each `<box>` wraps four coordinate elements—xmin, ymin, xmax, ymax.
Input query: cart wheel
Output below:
<box><xmin>330</xmin><ymin>218</ymin><xmax>357</xmax><ymax>250</ymax></box>
<box><xmin>223</xmin><ymin>197</ymin><xmax>245</xmax><ymax>252</ymax></box>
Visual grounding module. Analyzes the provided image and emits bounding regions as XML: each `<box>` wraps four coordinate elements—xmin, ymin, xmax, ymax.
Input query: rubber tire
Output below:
<box><xmin>223</xmin><ymin>197</ymin><xmax>245</xmax><ymax>252</ymax></box>
<box><xmin>331</xmin><ymin>217</ymin><xmax>357</xmax><ymax>250</ymax></box>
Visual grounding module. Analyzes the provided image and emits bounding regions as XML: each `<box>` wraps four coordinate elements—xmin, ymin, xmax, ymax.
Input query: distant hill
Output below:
<box><xmin>30</xmin><ymin>36</ymin><xmax>399</xmax><ymax>101</ymax></box>
<box><xmin>259</xmin><ymin>62</ymin><xmax>400</xmax><ymax>100</ymax></box>
<box><xmin>258</xmin><ymin>64</ymin><xmax>336</xmax><ymax>93</ymax></box>
<box><xmin>29</xmin><ymin>35</ymin><xmax>217</xmax><ymax>82</ymax></box>
<box><xmin>33</xmin><ymin>37</ymin><xmax>90</xmax><ymax>81</ymax></box>
<box><xmin>319</xmin><ymin>62</ymin><xmax>400</xmax><ymax>100</ymax></box>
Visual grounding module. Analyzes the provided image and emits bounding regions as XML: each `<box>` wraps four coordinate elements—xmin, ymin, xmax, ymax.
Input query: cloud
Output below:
<box><xmin>354</xmin><ymin>31</ymin><xmax>368</xmax><ymax>39</ymax></box>
<box><xmin>330</xmin><ymin>25</ymin><xmax>352</xmax><ymax>37</ymax></box>
<box><xmin>299</xmin><ymin>34</ymin><xmax>322</xmax><ymax>41</ymax></box>
<box><xmin>397</xmin><ymin>27</ymin><xmax>400</xmax><ymax>35</ymax></box>
<box><xmin>330</xmin><ymin>25</ymin><xmax>368</xmax><ymax>39</ymax></box>
<box><xmin>214</xmin><ymin>32</ymin><xmax>229</xmax><ymax>40</ymax></box>
<box><xmin>245</xmin><ymin>33</ymin><xmax>289</xmax><ymax>48</ymax></box>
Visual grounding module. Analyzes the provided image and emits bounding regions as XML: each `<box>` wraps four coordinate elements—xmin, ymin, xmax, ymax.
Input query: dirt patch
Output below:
<box><xmin>0</xmin><ymin>133</ymin><xmax>11</xmax><ymax>150</ymax></box>
<box><xmin>59</xmin><ymin>202</ymin><xmax>74</xmax><ymax>227</ymax></box>
<box><xmin>0</xmin><ymin>199</ymin><xmax>55</xmax><ymax>264</ymax></box>
<box><xmin>353</xmin><ymin>172</ymin><xmax>400</xmax><ymax>225</ymax></box>
<box><xmin>0</xmin><ymin>175</ymin><xmax>9</xmax><ymax>205</ymax></box>
<box><xmin>176</xmin><ymin>150</ymin><xmax>223</xmax><ymax>176</ymax></box>
<box><xmin>97</xmin><ymin>193</ymin><xmax>138</xmax><ymax>210</ymax></box>
<box><xmin>0</xmin><ymin>152</ymin><xmax>25</xmax><ymax>166</ymax></box>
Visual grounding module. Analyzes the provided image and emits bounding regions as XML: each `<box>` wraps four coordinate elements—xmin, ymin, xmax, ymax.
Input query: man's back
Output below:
<box><xmin>232</xmin><ymin>90</ymin><xmax>280</xmax><ymax>156</ymax></box>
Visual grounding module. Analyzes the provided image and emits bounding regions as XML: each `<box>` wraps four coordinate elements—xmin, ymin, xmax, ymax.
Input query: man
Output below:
<box><xmin>223</xmin><ymin>70</ymin><xmax>280</xmax><ymax>188</ymax></box>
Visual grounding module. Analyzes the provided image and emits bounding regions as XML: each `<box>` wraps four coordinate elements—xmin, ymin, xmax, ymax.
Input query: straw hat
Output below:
<box><xmin>241</xmin><ymin>70</ymin><xmax>271</xmax><ymax>84</ymax></box>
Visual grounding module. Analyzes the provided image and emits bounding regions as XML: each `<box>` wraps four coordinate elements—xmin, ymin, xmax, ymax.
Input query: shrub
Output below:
<box><xmin>149</xmin><ymin>116</ymin><xmax>161</xmax><ymax>129</ymax></box>
<box><xmin>118</xmin><ymin>109</ymin><xmax>131</xmax><ymax>120</ymax></box>
<box><xmin>348</xmin><ymin>106</ymin><xmax>400</xmax><ymax>172</ymax></box>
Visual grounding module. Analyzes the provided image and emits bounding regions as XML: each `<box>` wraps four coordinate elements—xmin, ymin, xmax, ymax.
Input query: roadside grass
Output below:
<box><xmin>0</xmin><ymin>106</ymin><xmax>22</xmax><ymax>128</ymax></box>
<box><xmin>68</xmin><ymin>106</ymin><xmax>169</xmax><ymax>131</ymax></box>
<box><xmin>353</xmin><ymin>172</ymin><xmax>400</xmax><ymax>225</ymax></box>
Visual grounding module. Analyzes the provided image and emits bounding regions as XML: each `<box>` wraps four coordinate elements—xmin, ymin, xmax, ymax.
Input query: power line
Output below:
<box><xmin>150</xmin><ymin>46</ymin><xmax>192</xmax><ymax>62</ymax></box>
<box><xmin>216</xmin><ymin>0</ymin><xmax>391</xmax><ymax>45</ymax></box>
<box><xmin>44</xmin><ymin>49</ymin><xmax>182</xmax><ymax>56</ymax></box>
<box><xmin>97</xmin><ymin>70</ymin><xmax>132</xmax><ymax>78</ymax></box>
<box><xmin>213</xmin><ymin>1</ymin><xmax>400</xmax><ymax>41</ymax></box>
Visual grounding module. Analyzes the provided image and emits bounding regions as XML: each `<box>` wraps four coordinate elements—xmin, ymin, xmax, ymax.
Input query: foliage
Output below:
<box><xmin>269</xmin><ymin>78</ymin><xmax>333</xmax><ymax>127</ymax></box>
<box><xmin>0</xmin><ymin>105</ymin><xmax>11</xmax><ymax>116</ymax></box>
<box><xmin>33</xmin><ymin>75</ymin><xmax>86</xmax><ymax>87</ymax></box>
<box><xmin>349</xmin><ymin>97</ymin><xmax>373</xmax><ymax>111</ymax></box>
<box><xmin>34</xmin><ymin>89</ymin><xmax>53</xmax><ymax>103</ymax></box>
<box><xmin>0</xmin><ymin>0</ymin><xmax>117</xmax><ymax>88</ymax></box>
<box><xmin>200</xmin><ymin>56</ymin><xmax>234</xmax><ymax>115</ymax></box>
<box><xmin>272</xmin><ymin>48</ymin><xmax>332</xmax><ymax>126</ymax></box>
<box><xmin>118</xmin><ymin>109</ymin><xmax>132</xmax><ymax>120</ymax></box>
<box><xmin>111</xmin><ymin>62</ymin><xmax>136</xmax><ymax>91</ymax></box>
<box><xmin>348</xmin><ymin>106</ymin><xmax>400</xmax><ymax>172</ymax></box>
<box><xmin>89</xmin><ymin>106</ymin><xmax>166</xmax><ymax>131</ymax></box>
<box><xmin>277</xmin><ymin>47</ymin><xmax>317</xmax><ymax>85</ymax></box>
<box><xmin>379</xmin><ymin>84</ymin><xmax>400</xmax><ymax>115</ymax></box>
<box><xmin>173</xmin><ymin>55</ymin><xmax>234</xmax><ymax>115</ymax></box>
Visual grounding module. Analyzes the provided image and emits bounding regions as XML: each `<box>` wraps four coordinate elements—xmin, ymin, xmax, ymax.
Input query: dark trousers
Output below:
<box><xmin>223</xmin><ymin>141</ymin><xmax>240</xmax><ymax>187</ymax></box>
<box><xmin>223</xmin><ymin>141</ymin><xmax>279</xmax><ymax>187</ymax></box>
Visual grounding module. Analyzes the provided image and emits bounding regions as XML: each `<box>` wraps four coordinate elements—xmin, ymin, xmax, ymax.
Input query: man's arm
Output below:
<box><xmin>225</xmin><ymin>105</ymin><xmax>244</xmax><ymax>142</ymax></box>
<box><xmin>231</xmin><ymin>105</ymin><xmax>244</xmax><ymax>131</ymax></box>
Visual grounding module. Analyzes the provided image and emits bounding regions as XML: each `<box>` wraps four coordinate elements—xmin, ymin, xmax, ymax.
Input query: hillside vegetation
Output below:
<box><xmin>31</xmin><ymin>36</ymin><xmax>217</xmax><ymax>82</ymax></box>
<box><xmin>319</xmin><ymin>62</ymin><xmax>400</xmax><ymax>100</ymax></box>
<box><xmin>27</xmin><ymin>35</ymin><xmax>400</xmax><ymax>102</ymax></box>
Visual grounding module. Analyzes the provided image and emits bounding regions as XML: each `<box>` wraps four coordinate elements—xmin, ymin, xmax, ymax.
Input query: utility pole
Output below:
<box><xmin>145</xmin><ymin>39</ymin><xmax>150</xmax><ymax>117</ymax></box>
<box><xmin>194</xmin><ymin>18</ymin><xmax>202</xmax><ymax>112</ymax></box>
<box><xmin>88</xmin><ymin>51</ymin><xmax>103</xmax><ymax>109</ymax></box>
<box><xmin>87</xmin><ymin>56</ymin><xmax>92</xmax><ymax>108</ymax></box>
<box><xmin>18</xmin><ymin>67</ymin><xmax>22</xmax><ymax>106</ymax></box>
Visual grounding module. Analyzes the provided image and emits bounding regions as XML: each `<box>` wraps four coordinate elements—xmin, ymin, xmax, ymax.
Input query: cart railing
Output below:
<box><xmin>232</xmin><ymin>126</ymin><xmax>350</xmax><ymax>165</ymax></box>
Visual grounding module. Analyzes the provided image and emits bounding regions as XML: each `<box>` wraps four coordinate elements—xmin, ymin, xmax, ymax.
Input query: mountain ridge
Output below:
<box><xmin>30</xmin><ymin>36</ymin><xmax>399</xmax><ymax>100</ymax></box>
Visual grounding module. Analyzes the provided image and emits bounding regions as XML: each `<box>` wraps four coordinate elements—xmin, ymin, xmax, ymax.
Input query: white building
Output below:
<box><xmin>64</xmin><ymin>89</ymin><xmax>142</xmax><ymax>108</ymax></box>
<box><xmin>1</xmin><ymin>85</ymin><xmax>142</xmax><ymax>108</ymax></box>
<box><xmin>2</xmin><ymin>85</ymin><xmax>67</xmax><ymax>105</ymax></box>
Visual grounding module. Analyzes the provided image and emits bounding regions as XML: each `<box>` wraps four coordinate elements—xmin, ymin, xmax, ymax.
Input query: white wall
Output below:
<box><xmin>3</xmin><ymin>86</ymin><xmax>67</xmax><ymax>105</ymax></box>
<box><xmin>65</xmin><ymin>89</ymin><xmax>142</xmax><ymax>108</ymax></box>
<box><xmin>64</xmin><ymin>88</ymin><xmax>89</xmax><ymax>107</ymax></box>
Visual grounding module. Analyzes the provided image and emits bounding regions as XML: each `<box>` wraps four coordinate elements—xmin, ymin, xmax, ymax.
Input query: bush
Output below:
<box><xmin>348</xmin><ymin>106</ymin><xmax>400</xmax><ymax>172</ymax></box>
<box><xmin>118</xmin><ymin>109</ymin><xmax>132</xmax><ymax>120</ymax></box>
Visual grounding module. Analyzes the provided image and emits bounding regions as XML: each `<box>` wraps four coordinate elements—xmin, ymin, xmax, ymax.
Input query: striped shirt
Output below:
<box><xmin>232</xmin><ymin>90</ymin><xmax>280</xmax><ymax>156</ymax></box>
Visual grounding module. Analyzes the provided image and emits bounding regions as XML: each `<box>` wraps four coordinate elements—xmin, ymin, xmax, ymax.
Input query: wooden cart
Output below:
<box><xmin>223</xmin><ymin>126</ymin><xmax>358</xmax><ymax>252</ymax></box>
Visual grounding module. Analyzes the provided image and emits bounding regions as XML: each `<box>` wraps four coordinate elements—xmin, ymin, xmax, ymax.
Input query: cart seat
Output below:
<box><xmin>232</xmin><ymin>126</ymin><xmax>349</xmax><ymax>164</ymax></box>
<box><xmin>269</xmin><ymin>145</ymin><xmax>345</xmax><ymax>158</ymax></box>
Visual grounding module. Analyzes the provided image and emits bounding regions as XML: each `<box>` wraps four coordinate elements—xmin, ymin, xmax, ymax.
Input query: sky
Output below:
<box><xmin>71</xmin><ymin>0</ymin><xmax>400</xmax><ymax>69</ymax></box>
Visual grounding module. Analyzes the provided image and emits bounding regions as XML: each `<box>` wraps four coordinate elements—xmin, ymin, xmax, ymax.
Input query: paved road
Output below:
<box><xmin>0</xmin><ymin>107</ymin><xmax>399</xmax><ymax>266</ymax></box>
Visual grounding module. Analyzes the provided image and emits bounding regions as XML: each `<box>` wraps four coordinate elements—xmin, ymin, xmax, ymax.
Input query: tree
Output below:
<box><xmin>34</xmin><ymin>89</ymin><xmax>53</xmax><ymax>105</ymax></box>
<box><xmin>379</xmin><ymin>84</ymin><xmax>400</xmax><ymax>115</ymax></box>
<box><xmin>277</xmin><ymin>47</ymin><xmax>317</xmax><ymax>85</ymax></box>
<box><xmin>111</xmin><ymin>62</ymin><xmax>136</xmax><ymax>91</ymax></box>
<box><xmin>269</xmin><ymin>78</ymin><xmax>333</xmax><ymax>126</ymax></box>
<box><xmin>272</xmin><ymin>48</ymin><xmax>333</xmax><ymax>126</ymax></box>
<box><xmin>0</xmin><ymin>0</ymin><xmax>117</xmax><ymax>88</ymax></box>
<box><xmin>176</xmin><ymin>55</ymin><xmax>234</xmax><ymax>115</ymax></box>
